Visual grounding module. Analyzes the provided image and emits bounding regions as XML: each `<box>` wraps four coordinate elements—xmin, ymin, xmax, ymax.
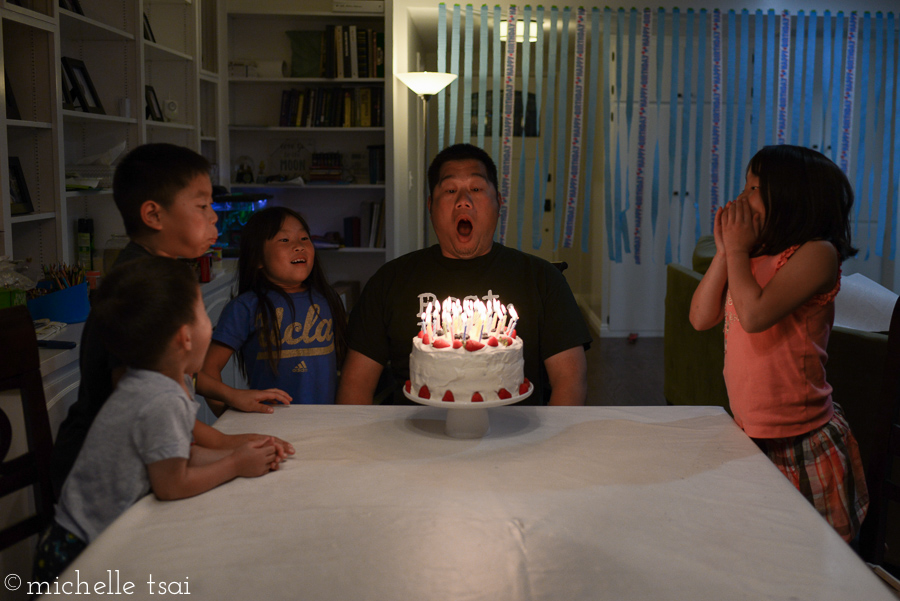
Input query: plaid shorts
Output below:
<box><xmin>754</xmin><ymin>403</ymin><xmax>869</xmax><ymax>543</ymax></box>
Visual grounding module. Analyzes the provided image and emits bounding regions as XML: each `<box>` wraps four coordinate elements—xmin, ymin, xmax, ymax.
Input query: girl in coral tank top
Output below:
<box><xmin>690</xmin><ymin>145</ymin><xmax>867</xmax><ymax>543</ymax></box>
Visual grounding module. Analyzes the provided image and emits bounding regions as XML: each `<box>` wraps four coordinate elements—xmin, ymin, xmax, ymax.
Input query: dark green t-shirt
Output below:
<box><xmin>347</xmin><ymin>243</ymin><xmax>592</xmax><ymax>405</ymax></box>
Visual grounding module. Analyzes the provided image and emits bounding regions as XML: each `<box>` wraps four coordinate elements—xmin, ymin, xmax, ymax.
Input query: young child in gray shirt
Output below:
<box><xmin>32</xmin><ymin>257</ymin><xmax>294</xmax><ymax>583</ymax></box>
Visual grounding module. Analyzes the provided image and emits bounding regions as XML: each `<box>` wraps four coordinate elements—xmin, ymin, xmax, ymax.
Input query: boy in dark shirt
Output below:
<box><xmin>51</xmin><ymin>143</ymin><xmax>221</xmax><ymax>494</ymax></box>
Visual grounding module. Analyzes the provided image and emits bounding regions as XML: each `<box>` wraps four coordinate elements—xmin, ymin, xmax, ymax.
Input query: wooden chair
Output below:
<box><xmin>0</xmin><ymin>305</ymin><xmax>55</xmax><ymax>551</ymax></box>
<box><xmin>855</xmin><ymin>295</ymin><xmax>900</xmax><ymax>567</ymax></box>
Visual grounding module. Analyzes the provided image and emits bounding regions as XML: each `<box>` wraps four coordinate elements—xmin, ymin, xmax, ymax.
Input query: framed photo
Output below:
<box><xmin>145</xmin><ymin>85</ymin><xmax>163</xmax><ymax>121</ymax></box>
<box><xmin>59</xmin><ymin>63</ymin><xmax>76</xmax><ymax>110</ymax></box>
<box><xmin>58</xmin><ymin>0</ymin><xmax>83</xmax><ymax>14</ymax></box>
<box><xmin>8</xmin><ymin>157</ymin><xmax>34</xmax><ymax>216</ymax></box>
<box><xmin>61</xmin><ymin>57</ymin><xmax>104</xmax><ymax>114</ymax></box>
<box><xmin>143</xmin><ymin>13</ymin><xmax>156</xmax><ymax>43</ymax></box>
<box><xmin>5</xmin><ymin>72</ymin><xmax>21</xmax><ymax>120</ymax></box>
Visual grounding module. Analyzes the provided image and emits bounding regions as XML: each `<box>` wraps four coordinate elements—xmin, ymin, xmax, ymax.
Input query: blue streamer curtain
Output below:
<box><xmin>435</xmin><ymin>5</ymin><xmax>900</xmax><ymax>271</ymax></box>
<box><xmin>436</xmin><ymin>3</ymin><xmax>596</xmax><ymax>252</ymax></box>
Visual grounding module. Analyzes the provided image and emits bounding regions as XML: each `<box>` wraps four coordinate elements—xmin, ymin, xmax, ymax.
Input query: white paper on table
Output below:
<box><xmin>834</xmin><ymin>272</ymin><xmax>898</xmax><ymax>332</ymax></box>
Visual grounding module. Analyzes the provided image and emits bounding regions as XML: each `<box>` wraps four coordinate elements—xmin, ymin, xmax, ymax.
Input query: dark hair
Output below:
<box><xmin>427</xmin><ymin>143</ymin><xmax>499</xmax><ymax>198</ymax></box>
<box><xmin>113</xmin><ymin>143</ymin><xmax>211</xmax><ymax>236</ymax></box>
<box><xmin>748</xmin><ymin>145</ymin><xmax>857</xmax><ymax>261</ymax></box>
<box><xmin>93</xmin><ymin>257</ymin><xmax>200</xmax><ymax>370</ymax></box>
<box><xmin>236</xmin><ymin>206</ymin><xmax>348</xmax><ymax>376</ymax></box>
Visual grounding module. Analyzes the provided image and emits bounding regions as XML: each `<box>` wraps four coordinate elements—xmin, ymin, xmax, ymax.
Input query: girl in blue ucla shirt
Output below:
<box><xmin>198</xmin><ymin>207</ymin><xmax>347</xmax><ymax>414</ymax></box>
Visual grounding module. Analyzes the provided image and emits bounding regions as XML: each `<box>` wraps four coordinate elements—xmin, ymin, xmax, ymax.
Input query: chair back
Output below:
<box><xmin>856</xmin><ymin>295</ymin><xmax>900</xmax><ymax>565</ymax></box>
<box><xmin>0</xmin><ymin>305</ymin><xmax>55</xmax><ymax>551</ymax></box>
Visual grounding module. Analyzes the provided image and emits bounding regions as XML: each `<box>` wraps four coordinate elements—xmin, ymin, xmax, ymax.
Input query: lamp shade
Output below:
<box><xmin>396</xmin><ymin>72</ymin><xmax>458</xmax><ymax>96</ymax></box>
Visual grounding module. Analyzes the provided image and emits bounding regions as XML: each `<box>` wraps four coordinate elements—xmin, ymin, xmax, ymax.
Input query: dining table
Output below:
<box><xmin>52</xmin><ymin>404</ymin><xmax>895</xmax><ymax>600</ymax></box>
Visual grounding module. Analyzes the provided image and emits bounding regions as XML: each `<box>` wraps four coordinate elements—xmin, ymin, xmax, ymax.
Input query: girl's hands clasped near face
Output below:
<box><xmin>721</xmin><ymin>198</ymin><xmax>762</xmax><ymax>256</ymax></box>
<box><xmin>721</xmin><ymin>171</ymin><xmax>765</xmax><ymax>256</ymax></box>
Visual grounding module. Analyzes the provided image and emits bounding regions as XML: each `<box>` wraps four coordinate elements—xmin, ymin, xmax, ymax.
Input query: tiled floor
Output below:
<box><xmin>584</xmin><ymin>334</ymin><xmax>666</xmax><ymax>407</ymax></box>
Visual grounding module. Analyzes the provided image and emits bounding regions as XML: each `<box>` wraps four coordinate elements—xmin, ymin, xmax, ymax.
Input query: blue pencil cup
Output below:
<box><xmin>27</xmin><ymin>282</ymin><xmax>90</xmax><ymax>323</ymax></box>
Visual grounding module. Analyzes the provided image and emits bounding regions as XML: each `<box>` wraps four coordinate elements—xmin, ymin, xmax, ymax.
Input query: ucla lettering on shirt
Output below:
<box><xmin>255</xmin><ymin>304</ymin><xmax>334</xmax><ymax>360</ymax></box>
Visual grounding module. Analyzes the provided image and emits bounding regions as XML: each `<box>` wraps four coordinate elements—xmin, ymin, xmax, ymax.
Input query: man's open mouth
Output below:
<box><xmin>456</xmin><ymin>218</ymin><xmax>473</xmax><ymax>236</ymax></box>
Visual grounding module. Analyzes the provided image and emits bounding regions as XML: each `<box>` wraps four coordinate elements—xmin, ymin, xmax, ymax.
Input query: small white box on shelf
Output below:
<box><xmin>333</xmin><ymin>1</ymin><xmax>384</xmax><ymax>14</ymax></box>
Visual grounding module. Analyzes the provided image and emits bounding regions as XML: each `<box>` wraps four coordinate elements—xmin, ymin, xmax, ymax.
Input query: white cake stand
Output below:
<box><xmin>403</xmin><ymin>382</ymin><xmax>533</xmax><ymax>439</ymax></box>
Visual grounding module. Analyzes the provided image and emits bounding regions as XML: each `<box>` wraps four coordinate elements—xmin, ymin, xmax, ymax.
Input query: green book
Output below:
<box><xmin>287</xmin><ymin>31</ymin><xmax>324</xmax><ymax>78</ymax></box>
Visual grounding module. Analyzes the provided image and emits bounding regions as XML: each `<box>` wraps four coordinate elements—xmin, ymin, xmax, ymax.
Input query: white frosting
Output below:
<box><xmin>408</xmin><ymin>335</ymin><xmax>525</xmax><ymax>403</ymax></box>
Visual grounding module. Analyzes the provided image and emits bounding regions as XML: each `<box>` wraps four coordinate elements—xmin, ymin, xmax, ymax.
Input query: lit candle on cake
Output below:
<box><xmin>414</xmin><ymin>296</ymin><xmax>520</xmax><ymax>345</ymax></box>
<box><xmin>490</xmin><ymin>299</ymin><xmax>501</xmax><ymax>333</ymax></box>
<box><xmin>442</xmin><ymin>309</ymin><xmax>451</xmax><ymax>339</ymax></box>
<box><xmin>506</xmin><ymin>304</ymin><xmax>518</xmax><ymax>336</ymax></box>
<box><xmin>497</xmin><ymin>304</ymin><xmax>508</xmax><ymax>332</ymax></box>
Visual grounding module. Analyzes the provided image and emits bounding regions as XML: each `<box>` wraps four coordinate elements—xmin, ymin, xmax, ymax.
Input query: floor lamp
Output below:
<box><xmin>396</xmin><ymin>72</ymin><xmax>458</xmax><ymax>249</ymax></box>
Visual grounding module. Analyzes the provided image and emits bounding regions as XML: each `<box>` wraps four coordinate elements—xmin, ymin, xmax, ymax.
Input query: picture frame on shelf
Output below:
<box><xmin>8</xmin><ymin>157</ymin><xmax>34</xmax><ymax>216</ymax></box>
<box><xmin>5</xmin><ymin>73</ymin><xmax>21</xmax><ymax>120</ymax></box>
<box><xmin>145</xmin><ymin>86</ymin><xmax>163</xmax><ymax>122</ymax></box>
<box><xmin>61</xmin><ymin>57</ymin><xmax>105</xmax><ymax>114</ymax></box>
<box><xmin>143</xmin><ymin>13</ymin><xmax>156</xmax><ymax>43</ymax></box>
<box><xmin>59</xmin><ymin>64</ymin><xmax>77</xmax><ymax>110</ymax></box>
<box><xmin>59</xmin><ymin>0</ymin><xmax>84</xmax><ymax>15</ymax></box>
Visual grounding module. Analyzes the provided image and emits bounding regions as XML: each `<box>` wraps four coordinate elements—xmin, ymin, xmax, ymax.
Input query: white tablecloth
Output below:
<box><xmin>55</xmin><ymin>405</ymin><xmax>893</xmax><ymax>600</ymax></box>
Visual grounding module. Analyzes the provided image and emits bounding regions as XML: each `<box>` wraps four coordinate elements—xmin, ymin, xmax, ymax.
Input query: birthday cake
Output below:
<box><xmin>406</xmin><ymin>297</ymin><xmax>528</xmax><ymax>403</ymax></box>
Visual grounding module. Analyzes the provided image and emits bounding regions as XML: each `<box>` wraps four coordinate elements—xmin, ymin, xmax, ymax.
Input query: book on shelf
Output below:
<box><xmin>324</xmin><ymin>25</ymin><xmax>337</xmax><ymax>78</ymax></box>
<box><xmin>335</xmin><ymin>26</ymin><xmax>344</xmax><ymax>78</ymax></box>
<box><xmin>342</xmin><ymin>27</ymin><xmax>352</xmax><ymax>79</ymax></box>
<box><xmin>349</xmin><ymin>25</ymin><xmax>359</xmax><ymax>79</ymax></box>
<box><xmin>288</xmin><ymin>89</ymin><xmax>301</xmax><ymax>126</ymax></box>
<box><xmin>375</xmin><ymin>32</ymin><xmax>385</xmax><ymax>78</ymax></box>
<box><xmin>294</xmin><ymin>90</ymin><xmax>306</xmax><ymax>127</ymax></box>
<box><xmin>287</xmin><ymin>30</ymin><xmax>324</xmax><ymax>77</ymax></box>
<box><xmin>366</xmin><ymin>199</ymin><xmax>383</xmax><ymax>247</ymax></box>
<box><xmin>343</xmin><ymin>216</ymin><xmax>361</xmax><ymax>247</ymax></box>
<box><xmin>278</xmin><ymin>86</ymin><xmax>382</xmax><ymax>127</ymax></box>
<box><xmin>358</xmin><ymin>88</ymin><xmax>372</xmax><ymax>126</ymax></box>
<box><xmin>372</xmin><ymin>87</ymin><xmax>383</xmax><ymax>126</ymax></box>
<box><xmin>357</xmin><ymin>29</ymin><xmax>370</xmax><ymax>78</ymax></box>
<box><xmin>370</xmin><ymin>29</ymin><xmax>378</xmax><ymax>79</ymax></box>
<box><xmin>343</xmin><ymin>91</ymin><xmax>353</xmax><ymax>127</ymax></box>
<box><xmin>279</xmin><ymin>90</ymin><xmax>291</xmax><ymax>126</ymax></box>
<box><xmin>317</xmin><ymin>25</ymin><xmax>383</xmax><ymax>80</ymax></box>
<box><xmin>317</xmin><ymin>88</ymin><xmax>329</xmax><ymax>126</ymax></box>
<box><xmin>309</xmin><ymin>152</ymin><xmax>344</xmax><ymax>182</ymax></box>
<box><xmin>367</xmin><ymin>144</ymin><xmax>385</xmax><ymax>184</ymax></box>
<box><xmin>375</xmin><ymin>198</ymin><xmax>386</xmax><ymax>248</ymax></box>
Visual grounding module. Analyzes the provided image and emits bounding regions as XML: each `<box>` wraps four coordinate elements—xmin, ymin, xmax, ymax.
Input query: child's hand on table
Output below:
<box><xmin>229</xmin><ymin>388</ymin><xmax>292</xmax><ymax>414</ymax></box>
<box><xmin>238</xmin><ymin>433</ymin><xmax>295</xmax><ymax>470</ymax></box>
<box><xmin>232</xmin><ymin>437</ymin><xmax>280</xmax><ymax>477</ymax></box>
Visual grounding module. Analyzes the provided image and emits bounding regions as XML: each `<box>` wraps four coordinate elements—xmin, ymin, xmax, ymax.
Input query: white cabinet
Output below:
<box><xmin>1</xmin><ymin>2</ymin><xmax>65</xmax><ymax>283</ymax></box>
<box><xmin>1</xmin><ymin>1</ymin><xmax>225</xmax><ymax>278</ymax></box>
<box><xmin>224</xmin><ymin>3</ymin><xmax>391</xmax><ymax>288</ymax></box>
<box><xmin>59</xmin><ymin>1</ymin><xmax>140</xmax><ymax>273</ymax></box>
